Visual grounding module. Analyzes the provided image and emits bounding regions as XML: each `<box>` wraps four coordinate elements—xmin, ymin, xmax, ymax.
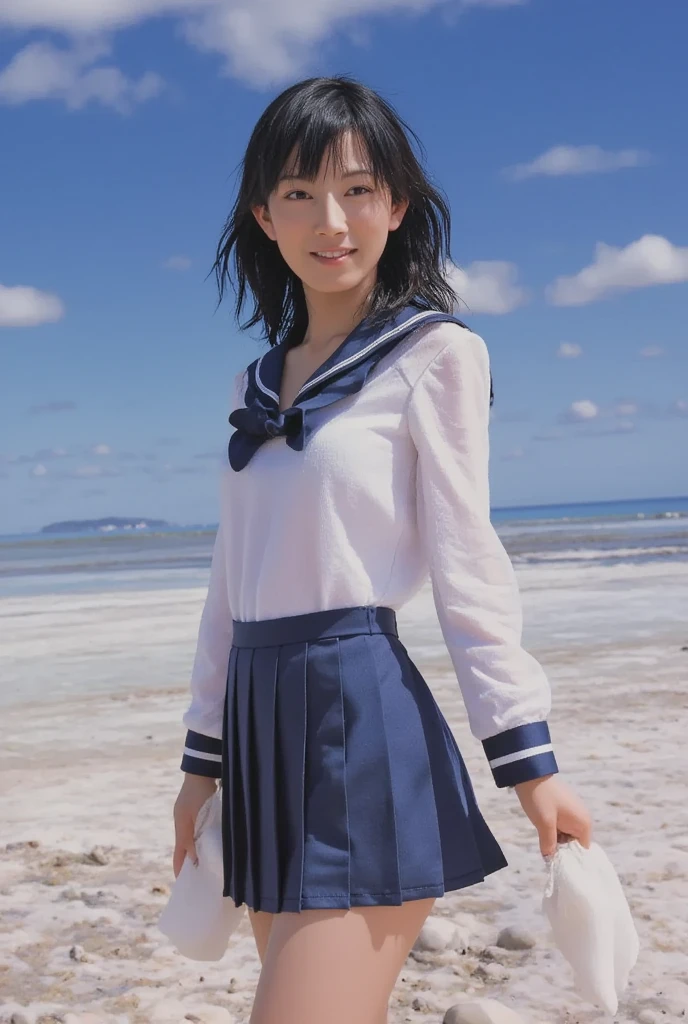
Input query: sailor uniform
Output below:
<box><xmin>180</xmin><ymin>303</ymin><xmax>559</xmax><ymax>913</ymax></box>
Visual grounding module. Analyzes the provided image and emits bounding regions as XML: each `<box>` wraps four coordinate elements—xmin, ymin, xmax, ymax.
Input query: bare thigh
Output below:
<box><xmin>249</xmin><ymin>897</ymin><xmax>435</xmax><ymax>1024</ymax></box>
<box><xmin>248</xmin><ymin>908</ymin><xmax>276</xmax><ymax>964</ymax></box>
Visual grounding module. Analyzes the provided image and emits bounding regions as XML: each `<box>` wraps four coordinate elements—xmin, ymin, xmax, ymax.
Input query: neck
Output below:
<box><xmin>301</xmin><ymin>270</ymin><xmax>376</xmax><ymax>351</ymax></box>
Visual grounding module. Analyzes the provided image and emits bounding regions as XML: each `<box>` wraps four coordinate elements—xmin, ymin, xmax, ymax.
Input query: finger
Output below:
<box><xmin>172</xmin><ymin>836</ymin><xmax>198</xmax><ymax>878</ymax></box>
<box><xmin>172</xmin><ymin>843</ymin><xmax>185</xmax><ymax>879</ymax></box>
<box><xmin>539</xmin><ymin>819</ymin><xmax>558</xmax><ymax>859</ymax></box>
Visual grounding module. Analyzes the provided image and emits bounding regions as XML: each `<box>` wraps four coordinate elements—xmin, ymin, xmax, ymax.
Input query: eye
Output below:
<box><xmin>348</xmin><ymin>186</ymin><xmax>372</xmax><ymax>196</ymax></box>
<box><xmin>284</xmin><ymin>189</ymin><xmax>310</xmax><ymax>200</ymax></box>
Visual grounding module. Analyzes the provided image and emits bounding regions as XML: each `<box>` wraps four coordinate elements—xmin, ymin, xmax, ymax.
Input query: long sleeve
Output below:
<box><xmin>407</xmin><ymin>328</ymin><xmax>559</xmax><ymax>789</ymax></box>
<box><xmin>179</xmin><ymin>514</ymin><xmax>233</xmax><ymax>778</ymax></box>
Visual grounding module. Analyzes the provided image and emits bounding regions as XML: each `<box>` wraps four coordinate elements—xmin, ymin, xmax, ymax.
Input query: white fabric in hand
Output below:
<box><xmin>542</xmin><ymin>839</ymin><xmax>639</xmax><ymax>1015</ymax></box>
<box><xmin>158</xmin><ymin>787</ymin><xmax>245</xmax><ymax>961</ymax></box>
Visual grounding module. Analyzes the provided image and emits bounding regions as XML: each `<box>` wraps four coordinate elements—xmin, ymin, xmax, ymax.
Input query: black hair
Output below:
<box><xmin>212</xmin><ymin>74</ymin><xmax>493</xmax><ymax>406</ymax></box>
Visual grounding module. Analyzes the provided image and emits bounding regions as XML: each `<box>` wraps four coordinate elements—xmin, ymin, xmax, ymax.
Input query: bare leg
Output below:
<box><xmin>248</xmin><ymin>908</ymin><xmax>275</xmax><ymax>964</ymax></box>
<box><xmin>249</xmin><ymin>897</ymin><xmax>435</xmax><ymax>1024</ymax></box>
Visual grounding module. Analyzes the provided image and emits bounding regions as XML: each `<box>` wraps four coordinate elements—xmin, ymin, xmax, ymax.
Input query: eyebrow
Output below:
<box><xmin>278</xmin><ymin>168</ymin><xmax>374</xmax><ymax>184</ymax></box>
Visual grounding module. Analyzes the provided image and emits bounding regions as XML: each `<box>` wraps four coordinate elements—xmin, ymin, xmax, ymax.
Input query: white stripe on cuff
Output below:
<box><xmin>183</xmin><ymin>746</ymin><xmax>222</xmax><ymax>763</ymax></box>
<box><xmin>488</xmin><ymin>743</ymin><xmax>554</xmax><ymax>770</ymax></box>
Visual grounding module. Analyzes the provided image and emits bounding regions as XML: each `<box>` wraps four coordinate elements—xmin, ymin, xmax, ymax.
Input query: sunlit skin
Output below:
<box><xmin>251</xmin><ymin>131</ymin><xmax>409</xmax><ymax>381</ymax></box>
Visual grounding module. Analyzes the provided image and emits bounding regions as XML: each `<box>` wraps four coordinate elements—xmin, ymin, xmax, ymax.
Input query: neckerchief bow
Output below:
<box><xmin>228</xmin><ymin>305</ymin><xmax>469</xmax><ymax>471</ymax></box>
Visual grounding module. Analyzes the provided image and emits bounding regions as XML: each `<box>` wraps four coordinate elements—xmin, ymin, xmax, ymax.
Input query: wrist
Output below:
<box><xmin>512</xmin><ymin>773</ymin><xmax>555</xmax><ymax>794</ymax></box>
<box><xmin>182</xmin><ymin>773</ymin><xmax>218</xmax><ymax>788</ymax></box>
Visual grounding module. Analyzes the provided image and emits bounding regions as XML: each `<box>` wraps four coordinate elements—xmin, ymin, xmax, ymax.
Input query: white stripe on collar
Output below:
<box><xmin>254</xmin><ymin>309</ymin><xmax>443</xmax><ymax>408</ymax></box>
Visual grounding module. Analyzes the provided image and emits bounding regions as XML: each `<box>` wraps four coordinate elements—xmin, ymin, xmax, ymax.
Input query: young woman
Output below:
<box><xmin>173</xmin><ymin>75</ymin><xmax>593</xmax><ymax>1024</ymax></box>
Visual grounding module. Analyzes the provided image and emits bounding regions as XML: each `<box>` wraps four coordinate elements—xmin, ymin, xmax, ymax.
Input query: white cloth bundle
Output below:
<box><xmin>542</xmin><ymin>839</ymin><xmax>640</xmax><ymax>1015</ymax></box>
<box><xmin>158</xmin><ymin>785</ymin><xmax>246</xmax><ymax>961</ymax></box>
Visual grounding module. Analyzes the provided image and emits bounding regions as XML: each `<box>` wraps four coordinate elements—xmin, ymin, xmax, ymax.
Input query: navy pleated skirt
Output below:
<box><xmin>220</xmin><ymin>605</ymin><xmax>508</xmax><ymax>913</ymax></box>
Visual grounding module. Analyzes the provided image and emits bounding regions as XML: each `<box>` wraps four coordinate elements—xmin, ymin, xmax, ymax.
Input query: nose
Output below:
<box><xmin>314</xmin><ymin>192</ymin><xmax>348</xmax><ymax>237</ymax></box>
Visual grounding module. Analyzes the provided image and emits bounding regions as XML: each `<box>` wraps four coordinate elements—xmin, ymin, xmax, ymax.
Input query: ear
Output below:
<box><xmin>252</xmin><ymin>203</ymin><xmax>277</xmax><ymax>242</ymax></box>
<box><xmin>388</xmin><ymin>196</ymin><xmax>410</xmax><ymax>232</ymax></box>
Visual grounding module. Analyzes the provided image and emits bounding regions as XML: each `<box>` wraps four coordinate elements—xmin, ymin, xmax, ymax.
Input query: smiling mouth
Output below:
<box><xmin>310</xmin><ymin>249</ymin><xmax>357</xmax><ymax>262</ymax></box>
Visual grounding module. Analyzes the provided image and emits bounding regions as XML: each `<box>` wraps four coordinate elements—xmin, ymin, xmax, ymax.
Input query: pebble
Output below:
<box><xmin>183</xmin><ymin>1007</ymin><xmax>234</xmax><ymax>1024</ymax></box>
<box><xmin>443</xmin><ymin>999</ymin><xmax>527</xmax><ymax>1024</ymax></box>
<box><xmin>414</xmin><ymin>917</ymin><xmax>459</xmax><ymax>952</ymax></box>
<box><xmin>64</xmin><ymin>1015</ymin><xmax>107</xmax><ymax>1024</ymax></box>
<box><xmin>10</xmin><ymin>1014</ymin><xmax>31</xmax><ymax>1024</ymax></box>
<box><xmin>495</xmin><ymin>926</ymin><xmax>536</xmax><ymax>951</ymax></box>
<box><xmin>474</xmin><ymin>962</ymin><xmax>510</xmax><ymax>984</ymax></box>
<box><xmin>85</xmin><ymin>846</ymin><xmax>109</xmax><ymax>866</ymax></box>
<box><xmin>637</xmin><ymin>1012</ymin><xmax>661</xmax><ymax>1024</ymax></box>
<box><xmin>69</xmin><ymin>944</ymin><xmax>95</xmax><ymax>963</ymax></box>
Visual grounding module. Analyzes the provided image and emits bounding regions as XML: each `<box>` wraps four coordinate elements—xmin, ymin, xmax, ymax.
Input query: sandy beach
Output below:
<box><xmin>2</xmin><ymin>557</ymin><xmax>687</xmax><ymax>1024</ymax></box>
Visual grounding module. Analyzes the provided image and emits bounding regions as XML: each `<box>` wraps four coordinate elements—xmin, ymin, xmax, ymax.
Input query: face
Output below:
<box><xmin>252</xmin><ymin>131</ymin><xmax>409</xmax><ymax>297</ymax></box>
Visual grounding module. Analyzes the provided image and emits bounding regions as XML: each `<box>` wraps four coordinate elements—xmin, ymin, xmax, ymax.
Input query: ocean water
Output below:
<box><xmin>1</xmin><ymin>495</ymin><xmax>687</xmax><ymax>600</ymax></box>
<box><xmin>0</xmin><ymin>493</ymin><xmax>683</xmax><ymax>598</ymax></box>
<box><xmin>2</xmin><ymin>495</ymin><xmax>687</xmax><ymax>711</ymax></box>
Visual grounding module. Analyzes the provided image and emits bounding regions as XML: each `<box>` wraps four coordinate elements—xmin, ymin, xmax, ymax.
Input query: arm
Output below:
<box><xmin>407</xmin><ymin>327</ymin><xmax>559</xmax><ymax>789</ymax></box>
<box><xmin>179</xmin><ymin>515</ymin><xmax>233</xmax><ymax>778</ymax></box>
<box><xmin>179</xmin><ymin>370</ymin><xmax>245</xmax><ymax>778</ymax></box>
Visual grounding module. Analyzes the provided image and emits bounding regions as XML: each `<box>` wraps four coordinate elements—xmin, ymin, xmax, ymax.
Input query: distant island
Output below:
<box><xmin>41</xmin><ymin>517</ymin><xmax>171</xmax><ymax>535</ymax></box>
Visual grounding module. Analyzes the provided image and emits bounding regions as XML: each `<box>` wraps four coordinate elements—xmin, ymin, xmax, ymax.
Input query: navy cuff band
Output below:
<box><xmin>482</xmin><ymin>721</ymin><xmax>558</xmax><ymax>788</ymax></box>
<box><xmin>180</xmin><ymin>728</ymin><xmax>223</xmax><ymax>778</ymax></box>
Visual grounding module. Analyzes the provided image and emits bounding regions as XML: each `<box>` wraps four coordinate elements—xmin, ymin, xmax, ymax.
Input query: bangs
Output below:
<box><xmin>253</xmin><ymin>85</ymin><xmax>409</xmax><ymax>203</ymax></box>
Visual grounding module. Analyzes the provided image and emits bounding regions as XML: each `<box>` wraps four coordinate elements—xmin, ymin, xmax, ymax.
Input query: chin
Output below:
<box><xmin>298</xmin><ymin>263</ymin><xmax>377</xmax><ymax>295</ymax></box>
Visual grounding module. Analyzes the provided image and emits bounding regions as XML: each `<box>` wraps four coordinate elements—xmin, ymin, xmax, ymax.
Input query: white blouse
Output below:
<box><xmin>181</xmin><ymin>317</ymin><xmax>559</xmax><ymax>788</ymax></box>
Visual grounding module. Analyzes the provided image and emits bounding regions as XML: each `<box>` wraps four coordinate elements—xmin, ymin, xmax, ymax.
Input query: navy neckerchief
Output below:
<box><xmin>227</xmin><ymin>304</ymin><xmax>469</xmax><ymax>471</ymax></box>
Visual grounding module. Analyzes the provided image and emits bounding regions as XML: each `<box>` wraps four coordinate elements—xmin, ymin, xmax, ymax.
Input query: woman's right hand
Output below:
<box><xmin>173</xmin><ymin>774</ymin><xmax>218</xmax><ymax>879</ymax></box>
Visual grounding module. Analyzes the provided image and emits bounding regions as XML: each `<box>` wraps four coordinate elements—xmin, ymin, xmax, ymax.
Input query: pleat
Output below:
<box><xmin>437</xmin><ymin>708</ymin><xmax>508</xmax><ymax>872</ymax></box>
<box><xmin>250</xmin><ymin>645</ymin><xmax>280</xmax><ymax>906</ymax></box>
<box><xmin>333</xmin><ymin>634</ymin><xmax>403</xmax><ymax>902</ymax></box>
<box><xmin>273</xmin><ymin>641</ymin><xmax>308</xmax><ymax>911</ymax></box>
<box><xmin>300</xmin><ymin>637</ymin><xmax>351</xmax><ymax>905</ymax></box>
<box><xmin>222</xmin><ymin>644</ymin><xmax>241</xmax><ymax>901</ymax></box>
<box><xmin>364</xmin><ymin>633</ymin><xmax>444</xmax><ymax>896</ymax></box>
<box><xmin>237</xmin><ymin>645</ymin><xmax>259</xmax><ymax>910</ymax></box>
<box><xmin>402</xmin><ymin>647</ymin><xmax>498</xmax><ymax>881</ymax></box>
<box><xmin>220</xmin><ymin>648</ymin><xmax>232</xmax><ymax>893</ymax></box>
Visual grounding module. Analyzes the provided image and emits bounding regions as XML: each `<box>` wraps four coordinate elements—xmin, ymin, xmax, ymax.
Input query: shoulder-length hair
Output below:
<box><xmin>212</xmin><ymin>74</ymin><xmax>493</xmax><ymax>405</ymax></box>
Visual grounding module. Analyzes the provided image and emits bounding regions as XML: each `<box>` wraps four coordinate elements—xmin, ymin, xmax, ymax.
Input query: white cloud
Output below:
<box><xmin>0</xmin><ymin>283</ymin><xmax>65</xmax><ymax>327</ymax></box>
<box><xmin>0</xmin><ymin>38</ymin><xmax>164</xmax><ymax>112</ymax></box>
<box><xmin>447</xmin><ymin>260</ymin><xmax>528</xmax><ymax>315</ymax></box>
<box><xmin>670</xmin><ymin>399</ymin><xmax>688</xmax><ymax>418</ymax></box>
<box><xmin>546</xmin><ymin>235</ymin><xmax>688</xmax><ymax>307</ymax></box>
<box><xmin>504</xmin><ymin>144</ymin><xmax>651</xmax><ymax>181</ymax></box>
<box><xmin>558</xmin><ymin>342</ymin><xmax>582</xmax><ymax>359</ymax></box>
<box><xmin>640</xmin><ymin>344</ymin><xmax>664</xmax><ymax>358</ymax></box>
<box><xmin>0</xmin><ymin>0</ymin><xmax>528</xmax><ymax>93</ymax></box>
<box><xmin>163</xmin><ymin>255</ymin><xmax>192</xmax><ymax>271</ymax></box>
<box><xmin>559</xmin><ymin>400</ymin><xmax>599</xmax><ymax>424</ymax></box>
<box><xmin>91</xmin><ymin>444</ymin><xmax>112</xmax><ymax>455</ymax></box>
<box><xmin>31</xmin><ymin>463</ymin><xmax>48</xmax><ymax>477</ymax></box>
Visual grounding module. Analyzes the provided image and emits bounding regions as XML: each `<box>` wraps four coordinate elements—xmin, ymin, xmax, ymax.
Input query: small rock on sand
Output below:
<box><xmin>413</xmin><ymin>916</ymin><xmax>459</xmax><ymax>952</ymax></box>
<box><xmin>495</xmin><ymin>926</ymin><xmax>536</xmax><ymax>951</ymax></box>
<box><xmin>443</xmin><ymin>998</ymin><xmax>527</xmax><ymax>1024</ymax></box>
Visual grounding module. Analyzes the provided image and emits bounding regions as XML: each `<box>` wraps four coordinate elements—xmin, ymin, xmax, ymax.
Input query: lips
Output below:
<box><xmin>310</xmin><ymin>248</ymin><xmax>357</xmax><ymax>263</ymax></box>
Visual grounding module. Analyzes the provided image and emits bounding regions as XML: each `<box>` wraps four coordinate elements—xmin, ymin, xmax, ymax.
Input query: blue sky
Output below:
<box><xmin>1</xmin><ymin>0</ymin><xmax>687</xmax><ymax>535</ymax></box>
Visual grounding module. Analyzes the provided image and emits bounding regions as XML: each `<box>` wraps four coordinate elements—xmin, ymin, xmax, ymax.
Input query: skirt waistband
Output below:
<box><xmin>231</xmin><ymin>605</ymin><xmax>398</xmax><ymax>648</ymax></box>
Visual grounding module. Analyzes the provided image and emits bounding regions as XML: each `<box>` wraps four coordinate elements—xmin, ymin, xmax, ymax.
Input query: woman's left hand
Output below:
<box><xmin>513</xmin><ymin>774</ymin><xmax>593</xmax><ymax>858</ymax></box>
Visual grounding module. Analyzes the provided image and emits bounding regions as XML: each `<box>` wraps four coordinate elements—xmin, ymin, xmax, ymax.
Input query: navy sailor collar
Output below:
<box><xmin>228</xmin><ymin>303</ymin><xmax>468</xmax><ymax>471</ymax></box>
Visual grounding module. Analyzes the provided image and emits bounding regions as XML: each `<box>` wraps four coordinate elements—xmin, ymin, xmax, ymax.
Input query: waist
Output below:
<box><xmin>231</xmin><ymin>605</ymin><xmax>398</xmax><ymax>648</ymax></box>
